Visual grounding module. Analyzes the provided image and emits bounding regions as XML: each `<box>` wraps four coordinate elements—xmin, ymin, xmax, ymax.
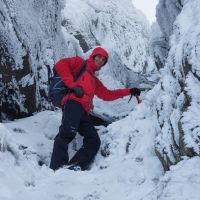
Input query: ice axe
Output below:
<box><xmin>128</xmin><ymin>93</ymin><xmax>141</xmax><ymax>104</ymax></box>
<box><xmin>128</xmin><ymin>87</ymin><xmax>151</xmax><ymax>104</ymax></box>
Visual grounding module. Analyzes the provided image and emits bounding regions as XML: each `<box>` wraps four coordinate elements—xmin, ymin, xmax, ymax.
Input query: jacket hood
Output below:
<box><xmin>87</xmin><ymin>47</ymin><xmax>109</xmax><ymax>72</ymax></box>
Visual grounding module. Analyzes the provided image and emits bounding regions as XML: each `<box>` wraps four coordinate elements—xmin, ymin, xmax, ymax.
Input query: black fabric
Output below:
<box><xmin>50</xmin><ymin>100</ymin><xmax>100</xmax><ymax>171</ymax></box>
<box><xmin>71</xmin><ymin>87</ymin><xmax>84</xmax><ymax>98</ymax></box>
<box><xmin>130</xmin><ymin>87</ymin><xmax>141</xmax><ymax>96</ymax></box>
<box><xmin>73</xmin><ymin>61</ymin><xmax>87</xmax><ymax>81</ymax></box>
<box><xmin>50</xmin><ymin>135</ymin><xmax>69</xmax><ymax>170</ymax></box>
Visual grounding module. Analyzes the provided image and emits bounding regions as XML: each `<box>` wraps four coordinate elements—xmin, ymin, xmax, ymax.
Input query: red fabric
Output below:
<box><xmin>54</xmin><ymin>47</ymin><xmax>130</xmax><ymax>113</ymax></box>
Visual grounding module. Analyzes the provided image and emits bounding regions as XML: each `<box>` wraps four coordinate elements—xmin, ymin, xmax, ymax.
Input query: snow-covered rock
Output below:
<box><xmin>62</xmin><ymin>0</ymin><xmax>150</xmax><ymax>73</ymax></box>
<box><xmin>0</xmin><ymin>0</ymin><xmax>67</xmax><ymax>119</ymax></box>
<box><xmin>151</xmin><ymin>0</ymin><xmax>183</xmax><ymax>69</ymax></box>
<box><xmin>153</xmin><ymin>0</ymin><xmax>200</xmax><ymax>170</ymax></box>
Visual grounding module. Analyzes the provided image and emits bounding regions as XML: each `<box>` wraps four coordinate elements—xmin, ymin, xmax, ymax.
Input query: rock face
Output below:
<box><xmin>0</xmin><ymin>0</ymin><xmax>152</xmax><ymax>120</ymax></box>
<box><xmin>153</xmin><ymin>0</ymin><xmax>200</xmax><ymax>171</ymax></box>
<box><xmin>61</xmin><ymin>0</ymin><xmax>152</xmax><ymax>85</ymax></box>
<box><xmin>0</xmin><ymin>0</ymin><xmax>66</xmax><ymax>120</ymax></box>
<box><xmin>151</xmin><ymin>0</ymin><xmax>183</xmax><ymax>70</ymax></box>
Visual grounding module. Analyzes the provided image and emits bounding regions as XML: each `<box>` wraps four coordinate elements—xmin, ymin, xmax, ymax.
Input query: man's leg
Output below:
<box><xmin>50</xmin><ymin>134</ymin><xmax>69</xmax><ymax>170</ymax></box>
<box><xmin>50</xmin><ymin>100</ymin><xmax>84</xmax><ymax>170</ymax></box>
<box><xmin>68</xmin><ymin>114</ymin><xmax>101</xmax><ymax>170</ymax></box>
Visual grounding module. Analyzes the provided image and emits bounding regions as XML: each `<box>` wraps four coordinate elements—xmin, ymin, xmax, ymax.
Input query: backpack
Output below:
<box><xmin>48</xmin><ymin>61</ymin><xmax>87</xmax><ymax>108</ymax></box>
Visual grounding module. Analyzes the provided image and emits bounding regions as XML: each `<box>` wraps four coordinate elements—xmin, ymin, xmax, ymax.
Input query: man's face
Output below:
<box><xmin>94</xmin><ymin>54</ymin><xmax>107</xmax><ymax>69</ymax></box>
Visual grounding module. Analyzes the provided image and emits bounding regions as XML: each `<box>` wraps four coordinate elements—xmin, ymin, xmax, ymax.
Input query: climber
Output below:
<box><xmin>50</xmin><ymin>47</ymin><xmax>141</xmax><ymax>171</ymax></box>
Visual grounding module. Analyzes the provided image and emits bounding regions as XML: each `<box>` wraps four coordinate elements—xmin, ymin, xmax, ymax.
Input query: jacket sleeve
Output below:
<box><xmin>54</xmin><ymin>57</ymin><xmax>82</xmax><ymax>88</ymax></box>
<box><xmin>95</xmin><ymin>78</ymin><xmax>130</xmax><ymax>101</ymax></box>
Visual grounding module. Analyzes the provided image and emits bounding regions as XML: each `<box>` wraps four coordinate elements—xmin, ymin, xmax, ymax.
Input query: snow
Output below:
<box><xmin>0</xmin><ymin>80</ymin><xmax>164</xmax><ymax>200</ymax></box>
<box><xmin>154</xmin><ymin>157</ymin><xmax>200</xmax><ymax>200</ymax></box>
<box><xmin>1</xmin><ymin>89</ymin><xmax>200</xmax><ymax>199</ymax></box>
<box><xmin>1</xmin><ymin>0</ymin><xmax>200</xmax><ymax>199</ymax></box>
<box><xmin>0</xmin><ymin>99</ymin><xmax>163</xmax><ymax>200</ymax></box>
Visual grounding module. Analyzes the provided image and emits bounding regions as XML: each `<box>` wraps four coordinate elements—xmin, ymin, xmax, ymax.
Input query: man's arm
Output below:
<box><xmin>95</xmin><ymin>78</ymin><xmax>130</xmax><ymax>101</ymax></box>
<box><xmin>54</xmin><ymin>57</ymin><xmax>83</xmax><ymax>88</ymax></box>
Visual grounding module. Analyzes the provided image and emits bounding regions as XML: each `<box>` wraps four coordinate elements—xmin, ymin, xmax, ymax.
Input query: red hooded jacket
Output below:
<box><xmin>54</xmin><ymin>47</ymin><xmax>131</xmax><ymax>113</ymax></box>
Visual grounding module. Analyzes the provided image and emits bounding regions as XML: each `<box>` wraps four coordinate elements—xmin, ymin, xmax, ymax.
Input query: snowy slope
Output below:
<box><xmin>1</xmin><ymin>87</ymin><xmax>200</xmax><ymax>199</ymax></box>
<box><xmin>0</xmin><ymin>91</ymin><xmax>163</xmax><ymax>200</ymax></box>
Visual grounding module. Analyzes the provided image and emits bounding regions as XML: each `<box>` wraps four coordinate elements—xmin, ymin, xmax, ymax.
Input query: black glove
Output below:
<box><xmin>130</xmin><ymin>88</ymin><xmax>141</xmax><ymax>96</ymax></box>
<box><xmin>72</xmin><ymin>87</ymin><xmax>84</xmax><ymax>98</ymax></box>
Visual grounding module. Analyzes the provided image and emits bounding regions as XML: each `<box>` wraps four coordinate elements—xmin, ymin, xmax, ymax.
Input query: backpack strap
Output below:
<box><xmin>46</xmin><ymin>65</ymin><xmax>53</xmax><ymax>85</ymax></box>
<box><xmin>74</xmin><ymin>60</ymin><xmax>87</xmax><ymax>81</ymax></box>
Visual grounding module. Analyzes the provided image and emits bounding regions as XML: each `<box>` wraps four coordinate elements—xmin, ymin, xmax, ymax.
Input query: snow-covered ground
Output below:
<box><xmin>1</xmin><ymin>100</ymin><xmax>160</xmax><ymax>200</ymax></box>
<box><xmin>1</xmin><ymin>85</ymin><xmax>200</xmax><ymax>200</ymax></box>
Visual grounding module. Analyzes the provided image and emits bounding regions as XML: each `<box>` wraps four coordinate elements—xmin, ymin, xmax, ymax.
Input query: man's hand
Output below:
<box><xmin>72</xmin><ymin>87</ymin><xmax>84</xmax><ymax>98</ymax></box>
<box><xmin>130</xmin><ymin>88</ymin><xmax>141</xmax><ymax>96</ymax></box>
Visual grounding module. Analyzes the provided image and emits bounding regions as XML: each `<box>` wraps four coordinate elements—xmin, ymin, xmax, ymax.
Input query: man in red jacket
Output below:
<box><xmin>50</xmin><ymin>47</ymin><xmax>141</xmax><ymax>171</ymax></box>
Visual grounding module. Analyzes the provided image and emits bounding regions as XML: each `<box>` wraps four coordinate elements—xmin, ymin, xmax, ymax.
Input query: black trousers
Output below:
<box><xmin>50</xmin><ymin>100</ymin><xmax>101</xmax><ymax>170</ymax></box>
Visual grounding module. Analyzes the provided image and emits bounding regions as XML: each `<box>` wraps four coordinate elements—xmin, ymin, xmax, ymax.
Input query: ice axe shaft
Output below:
<box><xmin>128</xmin><ymin>94</ymin><xmax>141</xmax><ymax>104</ymax></box>
<box><xmin>135</xmin><ymin>94</ymin><xmax>141</xmax><ymax>104</ymax></box>
<box><xmin>139</xmin><ymin>87</ymin><xmax>152</xmax><ymax>91</ymax></box>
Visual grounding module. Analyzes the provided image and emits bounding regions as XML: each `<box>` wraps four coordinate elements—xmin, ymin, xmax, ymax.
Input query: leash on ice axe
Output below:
<box><xmin>128</xmin><ymin>88</ymin><xmax>151</xmax><ymax>104</ymax></box>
